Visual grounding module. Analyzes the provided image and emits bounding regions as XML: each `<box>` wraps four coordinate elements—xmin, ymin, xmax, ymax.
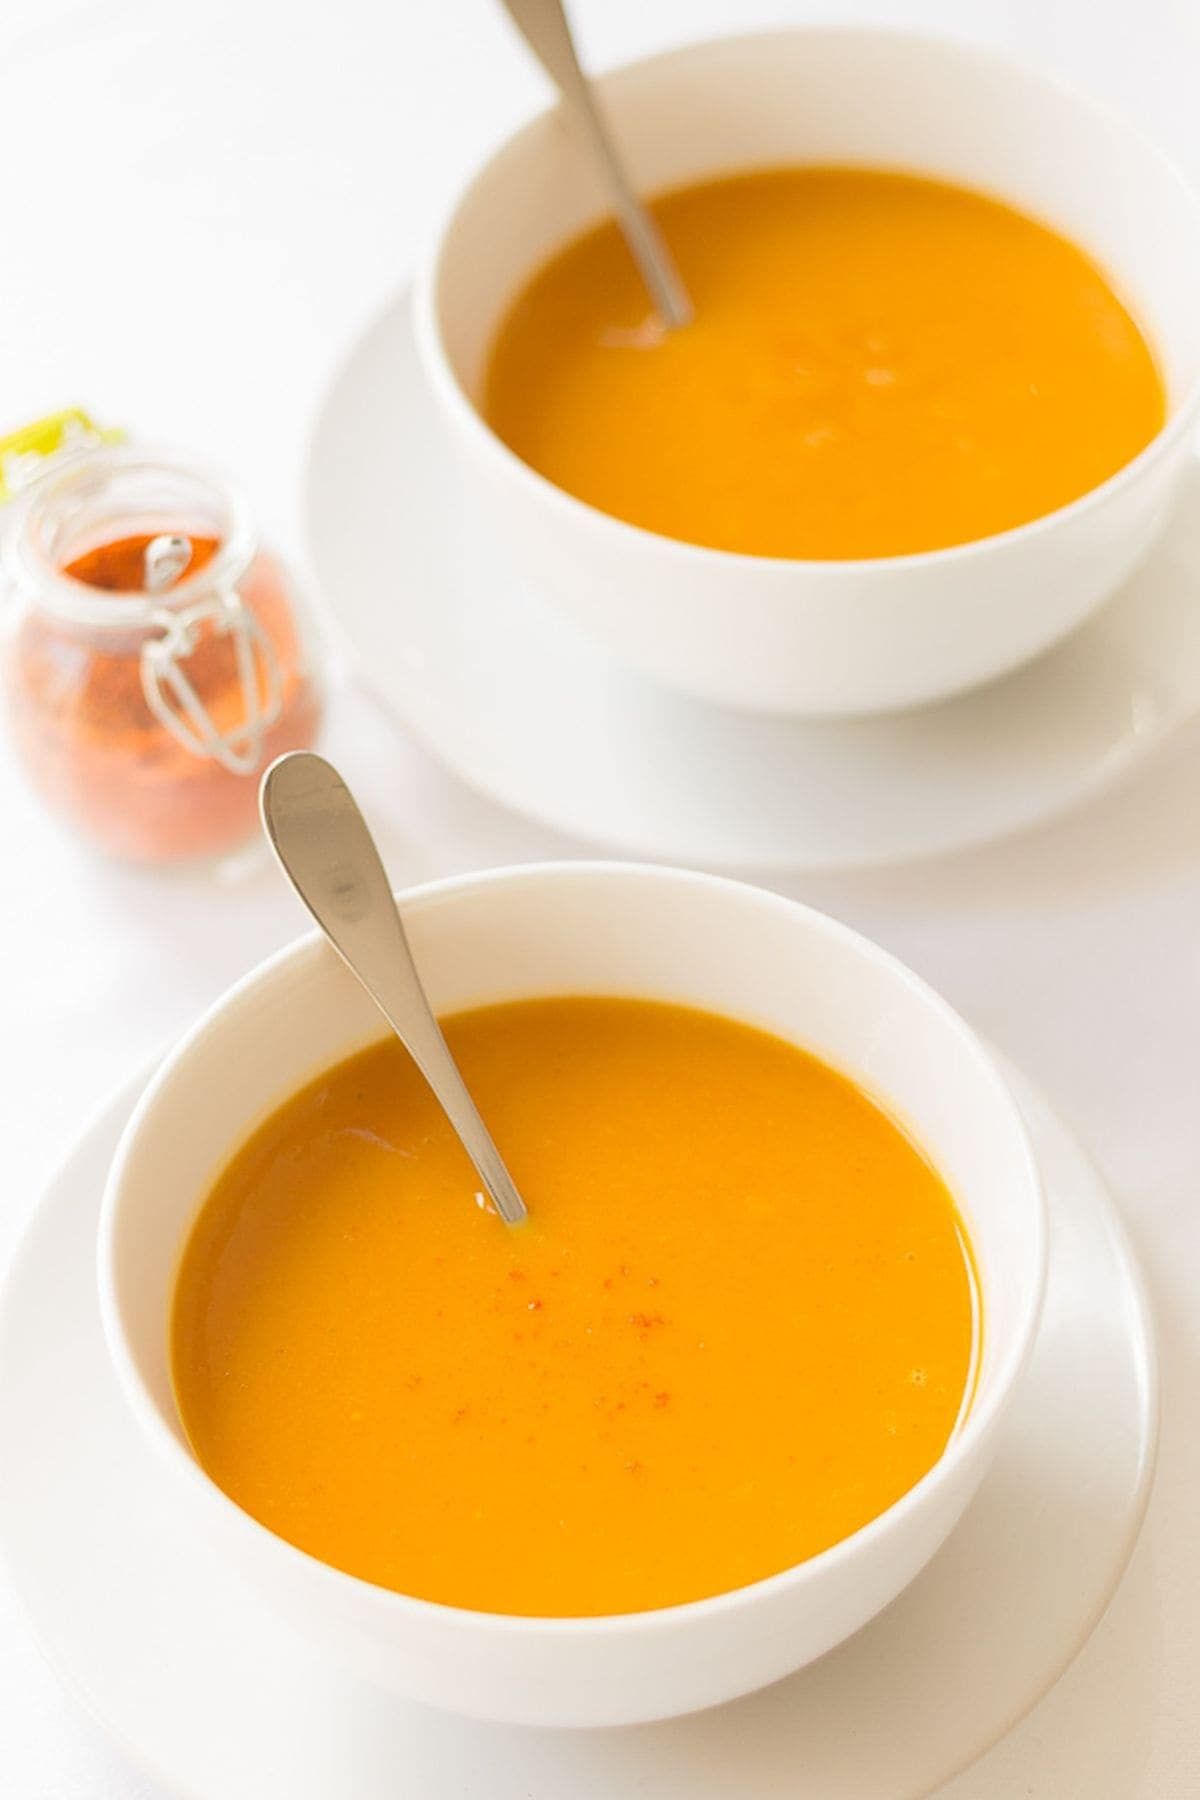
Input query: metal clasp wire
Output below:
<box><xmin>140</xmin><ymin>588</ymin><xmax>283</xmax><ymax>775</ymax></box>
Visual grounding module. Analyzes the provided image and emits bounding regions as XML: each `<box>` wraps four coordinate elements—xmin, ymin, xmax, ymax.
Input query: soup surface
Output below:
<box><xmin>172</xmin><ymin>997</ymin><xmax>976</xmax><ymax>1616</ymax></box>
<box><xmin>483</xmin><ymin>166</ymin><xmax>1165</xmax><ymax>558</ymax></box>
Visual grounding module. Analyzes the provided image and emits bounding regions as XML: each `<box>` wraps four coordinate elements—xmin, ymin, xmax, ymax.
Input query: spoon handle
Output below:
<box><xmin>499</xmin><ymin>0</ymin><xmax>692</xmax><ymax>329</ymax></box>
<box><xmin>260</xmin><ymin>752</ymin><xmax>527</xmax><ymax>1225</ymax></box>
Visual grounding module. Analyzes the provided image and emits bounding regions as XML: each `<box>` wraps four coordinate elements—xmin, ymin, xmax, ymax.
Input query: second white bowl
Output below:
<box><xmin>415</xmin><ymin>28</ymin><xmax>1200</xmax><ymax>716</ymax></box>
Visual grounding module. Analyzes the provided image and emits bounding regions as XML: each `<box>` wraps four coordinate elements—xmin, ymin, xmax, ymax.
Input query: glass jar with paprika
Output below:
<box><xmin>1</xmin><ymin>445</ymin><xmax>322</xmax><ymax>865</ymax></box>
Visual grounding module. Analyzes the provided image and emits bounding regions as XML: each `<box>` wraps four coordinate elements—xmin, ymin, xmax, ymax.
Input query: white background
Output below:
<box><xmin>1</xmin><ymin>0</ymin><xmax>1198</xmax><ymax>1793</ymax></box>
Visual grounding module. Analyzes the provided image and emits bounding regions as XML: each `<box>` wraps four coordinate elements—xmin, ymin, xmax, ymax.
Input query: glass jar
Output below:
<box><xmin>1</xmin><ymin>445</ymin><xmax>322</xmax><ymax>865</ymax></box>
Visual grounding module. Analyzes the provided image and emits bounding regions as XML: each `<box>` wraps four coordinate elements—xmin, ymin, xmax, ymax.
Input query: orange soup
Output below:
<box><xmin>172</xmin><ymin>997</ymin><xmax>977</xmax><ymax>1616</ymax></box>
<box><xmin>483</xmin><ymin>166</ymin><xmax>1165</xmax><ymax>559</ymax></box>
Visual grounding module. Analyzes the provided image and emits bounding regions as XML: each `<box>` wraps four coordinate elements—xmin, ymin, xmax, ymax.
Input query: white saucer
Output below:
<box><xmin>304</xmin><ymin>292</ymin><xmax>1200</xmax><ymax>872</ymax></box>
<box><xmin>0</xmin><ymin>1062</ymin><xmax>1155</xmax><ymax>1800</ymax></box>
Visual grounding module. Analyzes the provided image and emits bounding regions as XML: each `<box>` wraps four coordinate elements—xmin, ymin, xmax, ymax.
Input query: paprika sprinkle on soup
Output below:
<box><xmin>2</xmin><ymin>447</ymin><xmax>322</xmax><ymax>866</ymax></box>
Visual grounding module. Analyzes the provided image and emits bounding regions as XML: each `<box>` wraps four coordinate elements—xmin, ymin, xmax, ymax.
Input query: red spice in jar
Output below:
<box><xmin>65</xmin><ymin>532</ymin><xmax>224</xmax><ymax>592</ymax></box>
<box><xmin>8</xmin><ymin>532</ymin><xmax>321</xmax><ymax>863</ymax></box>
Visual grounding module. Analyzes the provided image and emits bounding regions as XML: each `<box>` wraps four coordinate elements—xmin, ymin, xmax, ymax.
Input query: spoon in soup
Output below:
<box><xmin>260</xmin><ymin>751</ymin><xmax>528</xmax><ymax>1225</ymax></box>
<box><xmin>498</xmin><ymin>0</ymin><xmax>692</xmax><ymax>330</ymax></box>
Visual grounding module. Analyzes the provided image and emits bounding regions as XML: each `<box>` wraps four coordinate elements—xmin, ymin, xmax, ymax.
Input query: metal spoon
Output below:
<box><xmin>260</xmin><ymin>751</ymin><xmax>528</xmax><ymax>1225</ymax></box>
<box><xmin>498</xmin><ymin>0</ymin><xmax>692</xmax><ymax>330</ymax></box>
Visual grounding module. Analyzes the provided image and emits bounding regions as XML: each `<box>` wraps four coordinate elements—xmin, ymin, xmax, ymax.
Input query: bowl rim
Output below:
<box><xmin>98</xmin><ymin>860</ymin><xmax>1047</xmax><ymax>1639</ymax></box>
<box><xmin>412</xmin><ymin>22</ymin><xmax>1200</xmax><ymax>578</ymax></box>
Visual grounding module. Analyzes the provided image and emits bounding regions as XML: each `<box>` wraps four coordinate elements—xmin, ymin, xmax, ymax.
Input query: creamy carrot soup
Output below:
<box><xmin>172</xmin><ymin>997</ymin><xmax>976</xmax><ymax>1616</ymax></box>
<box><xmin>483</xmin><ymin>167</ymin><xmax>1165</xmax><ymax>559</ymax></box>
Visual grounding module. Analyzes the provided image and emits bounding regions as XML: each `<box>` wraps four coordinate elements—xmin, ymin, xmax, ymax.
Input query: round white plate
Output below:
<box><xmin>305</xmin><ymin>292</ymin><xmax>1200</xmax><ymax>872</ymax></box>
<box><xmin>0</xmin><ymin>1062</ymin><xmax>1155</xmax><ymax>1800</ymax></box>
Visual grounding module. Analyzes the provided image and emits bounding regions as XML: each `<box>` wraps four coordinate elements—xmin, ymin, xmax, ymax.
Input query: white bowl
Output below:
<box><xmin>98</xmin><ymin>862</ymin><xmax>1045</xmax><ymax>1727</ymax></box>
<box><xmin>414</xmin><ymin>28</ymin><xmax>1200</xmax><ymax>717</ymax></box>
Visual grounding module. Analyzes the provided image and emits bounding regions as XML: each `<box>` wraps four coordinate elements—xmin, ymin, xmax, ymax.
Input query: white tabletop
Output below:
<box><xmin>1</xmin><ymin>1</ymin><xmax>1198</xmax><ymax>1794</ymax></box>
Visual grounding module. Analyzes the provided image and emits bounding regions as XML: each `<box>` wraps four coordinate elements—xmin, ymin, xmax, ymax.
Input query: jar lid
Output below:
<box><xmin>4</xmin><ymin>444</ymin><xmax>286</xmax><ymax>776</ymax></box>
<box><xmin>2</xmin><ymin>443</ymin><xmax>258</xmax><ymax>631</ymax></box>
